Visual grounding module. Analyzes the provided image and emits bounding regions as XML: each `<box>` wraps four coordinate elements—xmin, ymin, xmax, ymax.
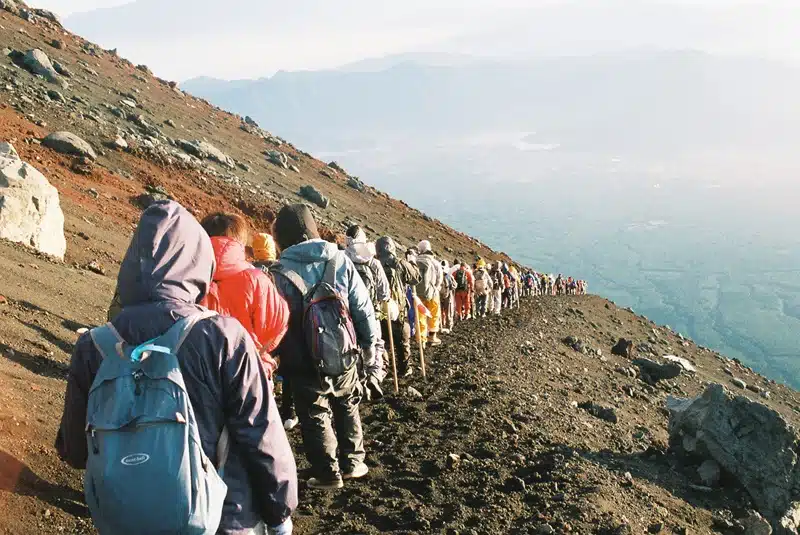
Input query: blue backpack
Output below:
<box><xmin>275</xmin><ymin>255</ymin><xmax>359</xmax><ymax>376</ymax></box>
<box><xmin>85</xmin><ymin>312</ymin><xmax>229</xmax><ymax>535</ymax></box>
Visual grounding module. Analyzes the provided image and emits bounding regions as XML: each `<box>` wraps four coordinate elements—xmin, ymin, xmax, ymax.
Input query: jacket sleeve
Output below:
<box><xmin>370</xmin><ymin>258</ymin><xmax>390</xmax><ymax>303</ymax></box>
<box><xmin>343</xmin><ymin>255</ymin><xmax>378</xmax><ymax>349</ymax></box>
<box><xmin>220</xmin><ymin>320</ymin><xmax>298</xmax><ymax>527</ymax></box>
<box><xmin>435</xmin><ymin>262</ymin><xmax>444</xmax><ymax>290</ymax></box>
<box><xmin>55</xmin><ymin>334</ymin><xmax>98</xmax><ymax>469</ymax></box>
<box><xmin>250</xmin><ymin>271</ymin><xmax>290</xmax><ymax>355</ymax></box>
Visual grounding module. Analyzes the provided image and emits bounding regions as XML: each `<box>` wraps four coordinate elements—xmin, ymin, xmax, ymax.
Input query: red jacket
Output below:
<box><xmin>201</xmin><ymin>237</ymin><xmax>289</xmax><ymax>373</ymax></box>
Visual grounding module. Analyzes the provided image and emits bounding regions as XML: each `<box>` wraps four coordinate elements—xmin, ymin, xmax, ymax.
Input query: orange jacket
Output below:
<box><xmin>201</xmin><ymin>237</ymin><xmax>289</xmax><ymax>374</ymax></box>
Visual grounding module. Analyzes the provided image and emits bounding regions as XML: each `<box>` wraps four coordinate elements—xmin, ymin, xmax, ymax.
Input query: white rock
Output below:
<box><xmin>663</xmin><ymin>354</ymin><xmax>697</xmax><ymax>373</ymax></box>
<box><xmin>0</xmin><ymin>142</ymin><xmax>66</xmax><ymax>259</ymax></box>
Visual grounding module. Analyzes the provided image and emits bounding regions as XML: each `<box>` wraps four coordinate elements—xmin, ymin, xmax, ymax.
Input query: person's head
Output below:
<box><xmin>442</xmin><ymin>260</ymin><xmax>449</xmax><ymax>270</ymax></box>
<box><xmin>376</xmin><ymin>236</ymin><xmax>397</xmax><ymax>258</ymax></box>
<box><xmin>418</xmin><ymin>240</ymin><xmax>432</xmax><ymax>254</ymax></box>
<box><xmin>457</xmin><ymin>261</ymin><xmax>466</xmax><ymax>270</ymax></box>
<box><xmin>346</xmin><ymin>225</ymin><xmax>367</xmax><ymax>245</ymax></box>
<box><xmin>272</xmin><ymin>204</ymin><xmax>320</xmax><ymax>252</ymax></box>
<box><xmin>477</xmin><ymin>259</ymin><xmax>486</xmax><ymax>269</ymax></box>
<box><xmin>252</xmin><ymin>233</ymin><xmax>277</xmax><ymax>262</ymax></box>
<box><xmin>200</xmin><ymin>212</ymin><xmax>249</xmax><ymax>245</ymax></box>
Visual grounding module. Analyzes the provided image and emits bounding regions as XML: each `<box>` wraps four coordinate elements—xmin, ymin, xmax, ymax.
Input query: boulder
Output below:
<box><xmin>42</xmin><ymin>132</ymin><xmax>97</xmax><ymax>160</ymax></box>
<box><xmin>266</xmin><ymin>150</ymin><xmax>288</xmax><ymax>169</ymax></box>
<box><xmin>612</xmin><ymin>338</ymin><xmax>634</xmax><ymax>357</ymax></box>
<box><xmin>33</xmin><ymin>8</ymin><xmax>60</xmax><ymax>25</ymax></box>
<box><xmin>742</xmin><ymin>511</ymin><xmax>774</xmax><ymax>535</ymax></box>
<box><xmin>299</xmin><ymin>185</ymin><xmax>329</xmax><ymax>209</ymax></box>
<box><xmin>22</xmin><ymin>49</ymin><xmax>66</xmax><ymax>87</ymax></box>
<box><xmin>177</xmin><ymin>140</ymin><xmax>234</xmax><ymax>169</ymax></box>
<box><xmin>0</xmin><ymin>142</ymin><xmax>66</xmax><ymax>259</ymax></box>
<box><xmin>0</xmin><ymin>0</ymin><xmax>18</xmax><ymax>15</ymax></box>
<box><xmin>633</xmin><ymin>358</ymin><xmax>682</xmax><ymax>383</ymax></box>
<box><xmin>347</xmin><ymin>176</ymin><xmax>366</xmax><ymax>192</ymax></box>
<box><xmin>668</xmin><ymin>384</ymin><xmax>800</xmax><ymax>533</ymax></box>
<box><xmin>663</xmin><ymin>354</ymin><xmax>697</xmax><ymax>373</ymax></box>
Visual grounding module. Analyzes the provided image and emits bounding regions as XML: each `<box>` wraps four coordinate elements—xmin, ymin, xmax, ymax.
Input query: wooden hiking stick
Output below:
<box><xmin>383</xmin><ymin>303</ymin><xmax>399</xmax><ymax>394</ymax></box>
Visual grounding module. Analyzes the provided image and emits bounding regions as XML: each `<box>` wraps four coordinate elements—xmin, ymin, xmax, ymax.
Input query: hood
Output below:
<box><xmin>118</xmin><ymin>201</ymin><xmax>215</xmax><ymax>307</ymax></box>
<box><xmin>279</xmin><ymin>239</ymin><xmax>338</xmax><ymax>264</ymax></box>
<box><xmin>345</xmin><ymin>242</ymin><xmax>373</xmax><ymax>265</ymax></box>
<box><xmin>376</xmin><ymin>236</ymin><xmax>397</xmax><ymax>259</ymax></box>
<box><xmin>211</xmin><ymin>236</ymin><xmax>252</xmax><ymax>281</ymax></box>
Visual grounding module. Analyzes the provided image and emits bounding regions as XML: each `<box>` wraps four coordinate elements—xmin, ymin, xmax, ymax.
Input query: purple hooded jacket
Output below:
<box><xmin>55</xmin><ymin>201</ymin><xmax>298</xmax><ymax>534</ymax></box>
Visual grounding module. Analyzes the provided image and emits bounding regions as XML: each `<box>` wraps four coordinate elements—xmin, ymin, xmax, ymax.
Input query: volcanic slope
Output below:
<box><xmin>0</xmin><ymin>4</ymin><xmax>799</xmax><ymax>535</ymax></box>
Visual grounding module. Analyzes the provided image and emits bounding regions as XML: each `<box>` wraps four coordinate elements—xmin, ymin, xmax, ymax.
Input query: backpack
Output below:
<box><xmin>85</xmin><ymin>312</ymin><xmax>228</xmax><ymax>535</ymax></box>
<box><xmin>354</xmin><ymin>261</ymin><xmax>377</xmax><ymax>305</ymax></box>
<box><xmin>275</xmin><ymin>256</ymin><xmax>360</xmax><ymax>376</ymax></box>
<box><xmin>474</xmin><ymin>270</ymin><xmax>487</xmax><ymax>293</ymax></box>
<box><xmin>382</xmin><ymin>257</ymin><xmax>410</xmax><ymax>322</ymax></box>
<box><xmin>417</xmin><ymin>255</ymin><xmax>439</xmax><ymax>301</ymax></box>
<box><xmin>440</xmin><ymin>273</ymin><xmax>456</xmax><ymax>299</ymax></box>
<box><xmin>455</xmin><ymin>269</ymin><xmax>468</xmax><ymax>291</ymax></box>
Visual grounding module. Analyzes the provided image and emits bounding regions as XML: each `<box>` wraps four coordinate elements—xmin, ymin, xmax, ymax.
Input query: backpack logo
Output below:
<box><xmin>120</xmin><ymin>453</ymin><xmax>150</xmax><ymax>466</ymax></box>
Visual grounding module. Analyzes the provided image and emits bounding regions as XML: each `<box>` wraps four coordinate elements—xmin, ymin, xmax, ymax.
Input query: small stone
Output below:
<box><xmin>85</xmin><ymin>260</ymin><xmax>105</xmax><ymax>275</ymax></box>
<box><xmin>506</xmin><ymin>476</ymin><xmax>526</xmax><ymax>492</ymax></box>
<box><xmin>43</xmin><ymin>509</ymin><xmax>51</xmax><ymax>519</ymax></box>
<box><xmin>741</xmin><ymin>511</ymin><xmax>772</xmax><ymax>535</ymax></box>
<box><xmin>537</xmin><ymin>525</ymin><xmax>555</xmax><ymax>535</ymax></box>
<box><xmin>112</xmin><ymin>136</ymin><xmax>128</xmax><ymax>150</ymax></box>
<box><xmin>648</xmin><ymin>523</ymin><xmax>664</xmax><ymax>534</ymax></box>
<box><xmin>50</xmin><ymin>40</ymin><xmax>64</xmax><ymax>50</ymax></box>
<box><xmin>446</xmin><ymin>453</ymin><xmax>460</xmax><ymax>469</ymax></box>
<box><xmin>0</xmin><ymin>295</ymin><xmax>7</xmax><ymax>305</ymax></box>
<box><xmin>761</xmin><ymin>391</ymin><xmax>771</xmax><ymax>400</ymax></box>
<box><xmin>164</xmin><ymin>119</ymin><xmax>177</xmax><ymax>128</ymax></box>
<box><xmin>76</xmin><ymin>327</ymin><xmax>88</xmax><ymax>334</ymax></box>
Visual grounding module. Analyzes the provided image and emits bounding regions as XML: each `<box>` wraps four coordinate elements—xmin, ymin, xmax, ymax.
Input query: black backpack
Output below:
<box><xmin>455</xmin><ymin>269</ymin><xmax>468</xmax><ymax>291</ymax></box>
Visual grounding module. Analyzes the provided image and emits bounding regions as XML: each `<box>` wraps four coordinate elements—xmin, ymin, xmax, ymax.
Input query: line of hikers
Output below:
<box><xmin>55</xmin><ymin>201</ymin><xmax>587</xmax><ymax>535</ymax></box>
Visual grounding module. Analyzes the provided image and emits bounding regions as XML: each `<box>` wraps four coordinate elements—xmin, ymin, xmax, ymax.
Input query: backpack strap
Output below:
<box><xmin>89</xmin><ymin>323</ymin><xmax>127</xmax><ymax>360</ymax></box>
<box><xmin>273</xmin><ymin>265</ymin><xmax>309</xmax><ymax>296</ymax></box>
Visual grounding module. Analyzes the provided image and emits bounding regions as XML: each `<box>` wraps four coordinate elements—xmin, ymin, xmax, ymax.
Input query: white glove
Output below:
<box><xmin>267</xmin><ymin>517</ymin><xmax>293</xmax><ymax>535</ymax></box>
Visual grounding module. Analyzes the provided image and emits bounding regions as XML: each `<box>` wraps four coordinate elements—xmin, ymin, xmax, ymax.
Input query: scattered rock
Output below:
<box><xmin>177</xmin><ymin>139</ymin><xmax>235</xmax><ymax>169</ymax></box>
<box><xmin>0</xmin><ymin>295</ymin><xmax>7</xmax><ymax>305</ymax></box>
<box><xmin>50</xmin><ymin>39</ymin><xmax>64</xmax><ymax>50</ymax></box>
<box><xmin>648</xmin><ymin>523</ymin><xmax>664</xmax><ymax>534</ymax></box>
<box><xmin>0</xmin><ymin>142</ymin><xmax>66</xmax><ymax>259</ymax></box>
<box><xmin>446</xmin><ymin>453</ymin><xmax>460</xmax><ymax>469</ymax></box>
<box><xmin>85</xmin><ymin>260</ymin><xmax>105</xmax><ymax>275</ymax></box>
<box><xmin>731</xmin><ymin>378</ymin><xmax>747</xmax><ymax>389</ymax></box>
<box><xmin>42</xmin><ymin>132</ymin><xmax>97</xmax><ymax>160</ymax></box>
<box><xmin>244</xmin><ymin>115</ymin><xmax>259</xmax><ymax>127</ymax></box>
<box><xmin>76</xmin><ymin>327</ymin><xmax>89</xmax><ymax>335</ymax></box>
<box><xmin>266</xmin><ymin>150</ymin><xmax>288</xmax><ymax>169</ymax></box>
<box><xmin>52</xmin><ymin>60</ymin><xmax>71</xmax><ymax>78</ymax></box>
<box><xmin>612</xmin><ymin>338</ymin><xmax>634</xmax><ymax>357</ymax></box>
<box><xmin>697</xmin><ymin>459</ymin><xmax>721</xmax><ymax>487</ymax></box>
<box><xmin>506</xmin><ymin>476</ymin><xmax>526</xmax><ymax>492</ymax></box>
<box><xmin>0</xmin><ymin>0</ymin><xmax>19</xmax><ymax>15</ymax></box>
<box><xmin>111</xmin><ymin>136</ymin><xmax>128</xmax><ymax>150</ymax></box>
<box><xmin>537</xmin><ymin>525</ymin><xmax>555</xmax><ymax>535</ymax></box>
<box><xmin>662</xmin><ymin>355</ymin><xmax>697</xmax><ymax>373</ymax></box>
<box><xmin>299</xmin><ymin>185</ymin><xmax>329</xmax><ymax>209</ymax></box>
<box><xmin>741</xmin><ymin>511</ymin><xmax>773</xmax><ymax>535</ymax></box>
<box><xmin>578</xmin><ymin>401</ymin><xmax>618</xmax><ymax>424</ymax></box>
<box><xmin>164</xmin><ymin>119</ymin><xmax>177</xmax><ymax>128</ymax></box>
<box><xmin>407</xmin><ymin>386</ymin><xmax>423</xmax><ymax>400</ymax></box>
<box><xmin>668</xmin><ymin>384</ymin><xmax>800</xmax><ymax>529</ymax></box>
<box><xmin>22</xmin><ymin>49</ymin><xmax>66</xmax><ymax>87</ymax></box>
<box><xmin>633</xmin><ymin>358</ymin><xmax>682</xmax><ymax>384</ymax></box>
<box><xmin>347</xmin><ymin>176</ymin><xmax>366</xmax><ymax>192</ymax></box>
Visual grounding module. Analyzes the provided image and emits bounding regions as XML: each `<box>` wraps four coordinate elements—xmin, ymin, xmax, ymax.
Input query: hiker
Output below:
<box><xmin>345</xmin><ymin>225</ymin><xmax>390</xmax><ymax>391</ymax></box>
<box><xmin>453</xmin><ymin>261</ymin><xmax>474</xmax><ymax>321</ymax></box>
<box><xmin>253</xmin><ymin>232</ymin><xmax>279</xmax><ymax>271</ymax></box>
<box><xmin>251</xmin><ymin>231</ymin><xmax>298</xmax><ymax>430</ymax></box>
<box><xmin>415</xmin><ymin>240</ymin><xmax>444</xmax><ymax>346</ymax></box>
<box><xmin>489</xmin><ymin>261</ymin><xmax>504</xmax><ymax>315</ymax></box>
<box><xmin>439</xmin><ymin>260</ymin><xmax>457</xmax><ymax>333</ymax></box>
<box><xmin>271</xmin><ymin>204</ymin><xmax>379</xmax><ymax>490</ymax></box>
<box><xmin>473</xmin><ymin>259</ymin><xmax>492</xmax><ymax>318</ymax></box>
<box><xmin>200</xmin><ymin>213</ymin><xmax>289</xmax><ymax>380</ymax></box>
<box><xmin>376</xmin><ymin>236</ymin><xmax>421</xmax><ymax>377</ymax></box>
<box><xmin>56</xmin><ymin>201</ymin><xmax>297</xmax><ymax>535</ymax></box>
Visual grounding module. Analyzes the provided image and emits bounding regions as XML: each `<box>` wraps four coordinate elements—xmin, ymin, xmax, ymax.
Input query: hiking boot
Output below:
<box><xmin>430</xmin><ymin>335</ymin><xmax>442</xmax><ymax>346</ymax></box>
<box><xmin>342</xmin><ymin>463</ymin><xmax>369</xmax><ymax>480</ymax></box>
<box><xmin>307</xmin><ymin>475</ymin><xmax>344</xmax><ymax>490</ymax></box>
<box><xmin>283</xmin><ymin>417</ymin><xmax>299</xmax><ymax>431</ymax></box>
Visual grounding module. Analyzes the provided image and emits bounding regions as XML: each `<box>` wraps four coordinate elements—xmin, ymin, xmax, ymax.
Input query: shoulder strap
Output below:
<box><xmin>89</xmin><ymin>323</ymin><xmax>127</xmax><ymax>360</ymax></box>
<box><xmin>323</xmin><ymin>255</ymin><xmax>340</xmax><ymax>287</ymax></box>
<box><xmin>273</xmin><ymin>265</ymin><xmax>309</xmax><ymax>296</ymax></box>
<box><xmin>155</xmin><ymin>310</ymin><xmax>218</xmax><ymax>355</ymax></box>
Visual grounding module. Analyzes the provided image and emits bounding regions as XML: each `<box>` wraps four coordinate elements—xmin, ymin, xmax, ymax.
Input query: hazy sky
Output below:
<box><xmin>30</xmin><ymin>0</ymin><xmax>800</xmax><ymax>81</ymax></box>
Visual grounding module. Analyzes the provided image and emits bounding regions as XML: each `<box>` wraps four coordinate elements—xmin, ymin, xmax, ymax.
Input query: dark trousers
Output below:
<box><xmin>381</xmin><ymin>318</ymin><xmax>411</xmax><ymax>374</ymax></box>
<box><xmin>292</xmin><ymin>367</ymin><xmax>365</xmax><ymax>479</ymax></box>
<box><xmin>279</xmin><ymin>377</ymin><xmax>294</xmax><ymax>421</ymax></box>
<box><xmin>476</xmin><ymin>294</ymin><xmax>488</xmax><ymax>317</ymax></box>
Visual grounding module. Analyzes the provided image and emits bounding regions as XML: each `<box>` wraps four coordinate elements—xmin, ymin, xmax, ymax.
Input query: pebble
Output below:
<box><xmin>0</xmin><ymin>295</ymin><xmax>7</xmax><ymax>305</ymax></box>
<box><xmin>76</xmin><ymin>328</ymin><xmax>89</xmax><ymax>334</ymax></box>
<box><xmin>731</xmin><ymin>378</ymin><xmax>747</xmax><ymax>389</ymax></box>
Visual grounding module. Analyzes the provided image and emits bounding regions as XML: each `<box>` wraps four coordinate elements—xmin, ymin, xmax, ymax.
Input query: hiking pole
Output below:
<box><xmin>383</xmin><ymin>304</ymin><xmax>399</xmax><ymax>394</ymax></box>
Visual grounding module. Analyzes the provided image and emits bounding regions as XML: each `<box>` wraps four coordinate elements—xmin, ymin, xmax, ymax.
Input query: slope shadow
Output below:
<box><xmin>582</xmin><ymin>446</ymin><xmax>750</xmax><ymax>513</ymax></box>
<box><xmin>0</xmin><ymin>343</ymin><xmax>69</xmax><ymax>380</ymax></box>
<box><xmin>0</xmin><ymin>450</ymin><xmax>88</xmax><ymax>518</ymax></box>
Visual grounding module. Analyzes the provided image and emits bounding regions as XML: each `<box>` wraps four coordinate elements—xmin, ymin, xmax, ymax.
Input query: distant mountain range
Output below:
<box><xmin>183</xmin><ymin>51</ymin><xmax>800</xmax><ymax>154</ymax></box>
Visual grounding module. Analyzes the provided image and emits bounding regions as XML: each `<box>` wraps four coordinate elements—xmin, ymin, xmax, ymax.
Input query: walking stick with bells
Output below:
<box><xmin>383</xmin><ymin>301</ymin><xmax>399</xmax><ymax>394</ymax></box>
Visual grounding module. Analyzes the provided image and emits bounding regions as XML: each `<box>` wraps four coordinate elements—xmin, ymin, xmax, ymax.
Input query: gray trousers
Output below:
<box><xmin>292</xmin><ymin>366</ymin><xmax>365</xmax><ymax>480</ymax></box>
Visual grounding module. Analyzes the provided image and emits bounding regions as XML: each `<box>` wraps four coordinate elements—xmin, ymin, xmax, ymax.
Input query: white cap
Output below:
<box><xmin>418</xmin><ymin>240</ymin><xmax>432</xmax><ymax>254</ymax></box>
